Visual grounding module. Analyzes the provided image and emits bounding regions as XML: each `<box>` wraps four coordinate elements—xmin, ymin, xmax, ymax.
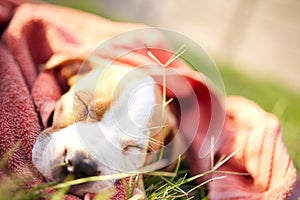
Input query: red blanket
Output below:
<box><xmin>0</xmin><ymin>1</ymin><xmax>299</xmax><ymax>199</ymax></box>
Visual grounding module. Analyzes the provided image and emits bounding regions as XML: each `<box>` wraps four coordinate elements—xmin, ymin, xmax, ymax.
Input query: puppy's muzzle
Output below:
<box><xmin>51</xmin><ymin>150</ymin><xmax>100</xmax><ymax>182</ymax></box>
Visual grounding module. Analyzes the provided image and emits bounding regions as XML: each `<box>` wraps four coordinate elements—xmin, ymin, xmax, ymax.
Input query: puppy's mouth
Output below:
<box><xmin>52</xmin><ymin>157</ymin><xmax>131</xmax><ymax>198</ymax></box>
<box><xmin>49</xmin><ymin>149</ymin><xmax>117</xmax><ymax>197</ymax></box>
<box><xmin>66</xmin><ymin>178</ymin><xmax>116</xmax><ymax>197</ymax></box>
<box><xmin>67</xmin><ymin>177</ymin><xmax>133</xmax><ymax>198</ymax></box>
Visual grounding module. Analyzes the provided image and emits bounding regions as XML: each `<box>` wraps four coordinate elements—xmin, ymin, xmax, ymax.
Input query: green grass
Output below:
<box><xmin>219</xmin><ymin>65</ymin><xmax>300</xmax><ymax>171</ymax></box>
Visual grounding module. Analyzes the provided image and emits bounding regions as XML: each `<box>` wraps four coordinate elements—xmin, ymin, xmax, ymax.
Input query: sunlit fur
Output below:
<box><xmin>32</xmin><ymin>64</ymin><xmax>176</xmax><ymax>196</ymax></box>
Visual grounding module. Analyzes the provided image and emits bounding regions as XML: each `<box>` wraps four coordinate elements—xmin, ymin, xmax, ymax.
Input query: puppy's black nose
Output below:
<box><xmin>66</xmin><ymin>152</ymin><xmax>100</xmax><ymax>179</ymax></box>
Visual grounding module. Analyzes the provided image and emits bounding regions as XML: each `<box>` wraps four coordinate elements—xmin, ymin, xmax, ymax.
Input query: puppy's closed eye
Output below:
<box><xmin>122</xmin><ymin>145</ymin><xmax>141</xmax><ymax>152</ymax></box>
<box><xmin>121</xmin><ymin>135</ymin><xmax>143</xmax><ymax>152</ymax></box>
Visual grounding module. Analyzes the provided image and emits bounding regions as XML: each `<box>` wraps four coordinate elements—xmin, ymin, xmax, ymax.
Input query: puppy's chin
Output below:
<box><xmin>68</xmin><ymin>180</ymin><xmax>115</xmax><ymax>197</ymax></box>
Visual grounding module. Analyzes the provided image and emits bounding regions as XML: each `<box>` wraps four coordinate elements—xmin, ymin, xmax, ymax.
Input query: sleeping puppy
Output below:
<box><xmin>32</xmin><ymin>61</ymin><xmax>177</xmax><ymax>196</ymax></box>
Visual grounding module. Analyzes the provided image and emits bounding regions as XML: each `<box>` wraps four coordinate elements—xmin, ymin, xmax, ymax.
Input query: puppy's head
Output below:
<box><xmin>32</xmin><ymin>64</ymin><xmax>176</xmax><ymax>196</ymax></box>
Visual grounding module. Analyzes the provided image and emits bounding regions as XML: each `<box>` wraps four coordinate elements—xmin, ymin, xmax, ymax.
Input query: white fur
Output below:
<box><xmin>32</xmin><ymin>71</ymin><xmax>156</xmax><ymax>194</ymax></box>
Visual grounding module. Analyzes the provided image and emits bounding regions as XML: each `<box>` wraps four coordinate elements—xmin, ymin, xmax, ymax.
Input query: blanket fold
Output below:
<box><xmin>209</xmin><ymin>97</ymin><xmax>297</xmax><ymax>199</ymax></box>
<box><xmin>0</xmin><ymin>1</ymin><xmax>299</xmax><ymax>199</ymax></box>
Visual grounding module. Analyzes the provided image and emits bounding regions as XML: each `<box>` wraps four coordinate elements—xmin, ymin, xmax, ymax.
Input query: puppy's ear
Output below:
<box><xmin>88</xmin><ymin>98</ymin><xmax>111</xmax><ymax>121</ymax></box>
<box><xmin>52</xmin><ymin>90</ymin><xmax>94</xmax><ymax>128</ymax></box>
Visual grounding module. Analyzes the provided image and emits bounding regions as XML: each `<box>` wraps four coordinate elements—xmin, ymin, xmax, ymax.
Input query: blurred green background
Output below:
<box><xmin>44</xmin><ymin>0</ymin><xmax>300</xmax><ymax>172</ymax></box>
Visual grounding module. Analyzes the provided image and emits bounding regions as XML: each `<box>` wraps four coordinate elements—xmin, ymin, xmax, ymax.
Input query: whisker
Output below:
<box><xmin>145</xmin><ymin>124</ymin><xmax>169</xmax><ymax>131</ymax></box>
<box><xmin>146</xmin><ymin>143</ymin><xmax>166</xmax><ymax>152</ymax></box>
<box><xmin>148</xmin><ymin>136</ymin><xmax>163</xmax><ymax>143</ymax></box>
<box><xmin>147</xmin><ymin>138</ymin><xmax>166</xmax><ymax>149</ymax></box>
<box><xmin>147</xmin><ymin>145</ymin><xmax>156</xmax><ymax>152</ymax></box>
<box><xmin>148</xmin><ymin>138</ymin><xmax>164</xmax><ymax>147</ymax></box>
